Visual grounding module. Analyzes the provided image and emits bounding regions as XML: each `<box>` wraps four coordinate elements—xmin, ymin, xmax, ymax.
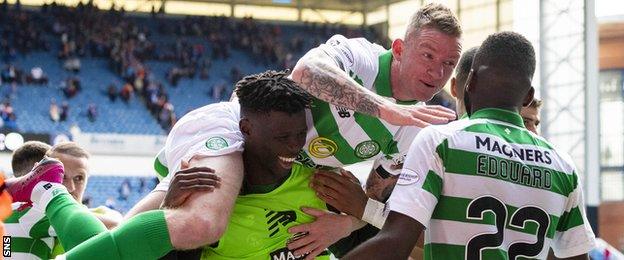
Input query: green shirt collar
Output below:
<box><xmin>374</xmin><ymin>50</ymin><xmax>419</xmax><ymax>105</ymax></box>
<box><xmin>470</xmin><ymin>108</ymin><xmax>524</xmax><ymax>128</ymax></box>
<box><xmin>374</xmin><ymin>51</ymin><xmax>393</xmax><ymax>98</ymax></box>
<box><xmin>459</xmin><ymin>113</ymin><xmax>469</xmax><ymax>119</ymax></box>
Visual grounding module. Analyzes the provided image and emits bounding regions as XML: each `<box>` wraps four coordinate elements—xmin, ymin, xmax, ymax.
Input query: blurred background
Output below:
<box><xmin>0</xmin><ymin>0</ymin><xmax>622</xmax><ymax>257</ymax></box>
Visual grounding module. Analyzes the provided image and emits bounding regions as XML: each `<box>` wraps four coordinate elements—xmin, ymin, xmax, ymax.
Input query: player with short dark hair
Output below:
<box><xmin>6</xmin><ymin>70</ymin><xmax>373</xmax><ymax>259</ymax></box>
<box><xmin>344</xmin><ymin>31</ymin><xmax>595</xmax><ymax>260</ymax></box>
<box><xmin>450</xmin><ymin>46</ymin><xmax>479</xmax><ymax>118</ymax></box>
<box><xmin>11</xmin><ymin>141</ymin><xmax>51</xmax><ymax>177</ymax></box>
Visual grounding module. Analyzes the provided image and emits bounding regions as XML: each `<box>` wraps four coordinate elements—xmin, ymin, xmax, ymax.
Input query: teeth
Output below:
<box><xmin>278</xmin><ymin>156</ymin><xmax>296</xmax><ymax>162</ymax></box>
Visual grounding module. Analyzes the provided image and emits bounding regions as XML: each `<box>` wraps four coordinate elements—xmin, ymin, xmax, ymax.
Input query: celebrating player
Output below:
<box><xmin>344</xmin><ymin>31</ymin><xmax>596</xmax><ymax>260</ymax></box>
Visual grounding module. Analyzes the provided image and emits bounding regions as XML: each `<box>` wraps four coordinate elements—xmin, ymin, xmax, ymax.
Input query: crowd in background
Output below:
<box><xmin>0</xmin><ymin>0</ymin><xmax>450</xmax><ymax>134</ymax></box>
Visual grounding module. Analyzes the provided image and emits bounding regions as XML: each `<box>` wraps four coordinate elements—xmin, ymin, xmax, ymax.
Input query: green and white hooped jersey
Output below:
<box><xmin>154</xmin><ymin>35</ymin><xmax>422</xmax><ymax>190</ymax></box>
<box><xmin>4</xmin><ymin>203</ymin><xmax>57</xmax><ymax>259</ymax></box>
<box><xmin>297</xmin><ymin>34</ymin><xmax>421</xmax><ymax>173</ymax></box>
<box><xmin>389</xmin><ymin>108</ymin><xmax>596</xmax><ymax>259</ymax></box>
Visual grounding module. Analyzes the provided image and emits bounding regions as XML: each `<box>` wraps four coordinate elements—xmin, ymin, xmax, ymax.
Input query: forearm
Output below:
<box><xmin>290</xmin><ymin>49</ymin><xmax>390</xmax><ymax>117</ymax></box>
<box><xmin>329</xmin><ymin>223</ymin><xmax>379</xmax><ymax>258</ymax></box>
<box><xmin>343</xmin><ymin>211</ymin><xmax>423</xmax><ymax>260</ymax></box>
<box><xmin>342</xmin><ymin>231</ymin><xmax>408</xmax><ymax>259</ymax></box>
<box><xmin>165</xmin><ymin>152</ymin><xmax>244</xmax><ymax>249</ymax></box>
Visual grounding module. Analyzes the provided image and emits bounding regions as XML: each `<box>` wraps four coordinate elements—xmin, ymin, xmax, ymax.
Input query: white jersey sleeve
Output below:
<box><xmin>551</xmin><ymin>178</ymin><xmax>596</xmax><ymax>258</ymax></box>
<box><xmin>375</xmin><ymin>125</ymin><xmax>422</xmax><ymax>176</ymax></box>
<box><xmin>154</xmin><ymin>102</ymin><xmax>244</xmax><ymax>192</ymax></box>
<box><xmin>388</xmin><ymin>126</ymin><xmax>445</xmax><ymax>227</ymax></box>
<box><xmin>317</xmin><ymin>34</ymin><xmax>383</xmax><ymax>90</ymax></box>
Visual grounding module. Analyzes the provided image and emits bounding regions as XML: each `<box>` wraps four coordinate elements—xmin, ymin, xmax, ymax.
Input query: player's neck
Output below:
<box><xmin>390</xmin><ymin>59</ymin><xmax>402</xmax><ymax>100</ymax></box>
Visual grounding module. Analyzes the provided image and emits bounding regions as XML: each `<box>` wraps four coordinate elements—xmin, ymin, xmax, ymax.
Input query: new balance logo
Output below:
<box><xmin>336</xmin><ymin>106</ymin><xmax>351</xmax><ymax>118</ymax></box>
<box><xmin>265</xmin><ymin>210</ymin><xmax>296</xmax><ymax>237</ymax></box>
<box><xmin>3</xmin><ymin>236</ymin><xmax>11</xmax><ymax>257</ymax></box>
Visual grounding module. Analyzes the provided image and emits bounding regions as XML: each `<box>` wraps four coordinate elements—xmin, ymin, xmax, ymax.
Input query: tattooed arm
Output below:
<box><xmin>291</xmin><ymin>48</ymin><xmax>455</xmax><ymax>127</ymax></box>
<box><xmin>290</xmin><ymin>48</ymin><xmax>387</xmax><ymax>117</ymax></box>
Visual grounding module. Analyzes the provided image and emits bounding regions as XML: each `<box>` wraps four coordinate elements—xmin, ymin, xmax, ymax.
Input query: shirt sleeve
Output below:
<box><xmin>551</xmin><ymin>174</ymin><xmax>596</xmax><ymax>258</ymax></box>
<box><xmin>387</xmin><ymin>126</ymin><xmax>445</xmax><ymax>227</ymax></box>
<box><xmin>317</xmin><ymin>34</ymin><xmax>378</xmax><ymax>89</ymax></box>
<box><xmin>155</xmin><ymin>103</ymin><xmax>244</xmax><ymax>192</ymax></box>
<box><xmin>376</xmin><ymin>125</ymin><xmax>422</xmax><ymax>176</ymax></box>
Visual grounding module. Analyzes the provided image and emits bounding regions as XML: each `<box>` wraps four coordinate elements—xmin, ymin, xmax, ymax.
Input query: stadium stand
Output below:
<box><xmin>2</xmin><ymin>3</ymin><xmax>387</xmax><ymax>135</ymax></box>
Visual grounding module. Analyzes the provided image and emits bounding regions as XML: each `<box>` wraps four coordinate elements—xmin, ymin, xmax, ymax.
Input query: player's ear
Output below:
<box><xmin>450</xmin><ymin>77</ymin><xmax>458</xmax><ymax>98</ymax></box>
<box><xmin>239</xmin><ymin>118</ymin><xmax>251</xmax><ymax>137</ymax></box>
<box><xmin>391</xmin><ymin>39</ymin><xmax>403</xmax><ymax>62</ymax></box>
<box><xmin>522</xmin><ymin>87</ymin><xmax>535</xmax><ymax>107</ymax></box>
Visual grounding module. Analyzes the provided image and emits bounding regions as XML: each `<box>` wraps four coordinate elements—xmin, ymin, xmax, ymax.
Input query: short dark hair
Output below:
<box><xmin>236</xmin><ymin>70</ymin><xmax>312</xmax><ymax>115</ymax></box>
<box><xmin>455</xmin><ymin>47</ymin><xmax>479</xmax><ymax>86</ymax></box>
<box><xmin>12</xmin><ymin>141</ymin><xmax>51</xmax><ymax>177</ymax></box>
<box><xmin>472</xmin><ymin>32</ymin><xmax>536</xmax><ymax>81</ymax></box>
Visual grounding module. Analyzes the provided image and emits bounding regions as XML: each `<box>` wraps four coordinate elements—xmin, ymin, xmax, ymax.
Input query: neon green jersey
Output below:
<box><xmin>201</xmin><ymin>163</ymin><xmax>330</xmax><ymax>260</ymax></box>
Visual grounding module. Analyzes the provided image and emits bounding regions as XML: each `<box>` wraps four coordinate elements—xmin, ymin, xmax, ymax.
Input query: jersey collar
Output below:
<box><xmin>470</xmin><ymin>108</ymin><xmax>524</xmax><ymax>128</ymax></box>
<box><xmin>374</xmin><ymin>50</ymin><xmax>419</xmax><ymax>105</ymax></box>
<box><xmin>374</xmin><ymin>50</ymin><xmax>393</xmax><ymax>98</ymax></box>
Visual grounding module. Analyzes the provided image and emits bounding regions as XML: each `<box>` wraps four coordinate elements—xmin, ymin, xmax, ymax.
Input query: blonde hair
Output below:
<box><xmin>47</xmin><ymin>142</ymin><xmax>90</xmax><ymax>159</ymax></box>
<box><xmin>406</xmin><ymin>3</ymin><xmax>462</xmax><ymax>39</ymax></box>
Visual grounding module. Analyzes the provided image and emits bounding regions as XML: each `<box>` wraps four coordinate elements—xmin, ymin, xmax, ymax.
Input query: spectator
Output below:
<box><xmin>230</xmin><ymin>66</ymin><xmax>241</xmax><ymax>83</ymax></box>
<box><xmin>1</xmin><ymin>64</ymin><xmax>18</xmax><ymax>85</ymax></box>
<box><xmin>27</xmin><ymin>67</ymin><xmax>48</xmax><ymax>85</ymax></box>
<box><xmin>87</xmin><ymin>102</ymin><xmax>97</xmax><ymax>122</ymax></box>
<box><xmin>4</xmin><ymin>112</ymin><xmax>17</xmax><ymax>131</ymax></box>
<box><xmin>63</xmin><ymin>56</ymin><xmax>81</xmax><ymax>72</ymax></box>
<box><xmin>120</xmin><ymin>83</ymin><xmax>133</xmax><ymax>103</ymax></box>
<box><xmin>49</xmin><ymin>99</ymin><xmax>60</xmax><ymax>122</ymax></box>
<box><xmin>212</xmin><ymin>79</ymin><xmax>226</xmax><ymax>101</ymax></box>
<box><xmin>107</xmin><ymin>84</ymin><xmax>117</xmax><ymax>102</ymax></box>
<box><xmin>1</xmin><ymin>101</ymin><xmax>15</xmax><ymax>121</ymax></box>
<box><xmin>60</xmin><ymin>101</ymin><xmax>69</xmax><ymax>121</ymax></box>
<box><xmin>119</xmin><ymin>179</ymin><xmax>131</xmax><ymax>201</ymax></box>
<box><xmin>62</xmin><ymin>77</ymin><xmax>81</xmax><ymax>98</ymax></box>
<box><xmin>158</xmin><ymin>102</ymin><xmax>174</xmax><ymax>130</ymax></box>
<box><xmin>139</xmin><ymin>177</ymin><xmax>147</xmax><ymax>193</ymax></box>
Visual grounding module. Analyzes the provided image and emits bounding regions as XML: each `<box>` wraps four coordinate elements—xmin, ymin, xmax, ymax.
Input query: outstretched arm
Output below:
<box><xmin>291</xmin><ymin>48</ymin><xmax>455</xmax><ymax>127</ymax></box>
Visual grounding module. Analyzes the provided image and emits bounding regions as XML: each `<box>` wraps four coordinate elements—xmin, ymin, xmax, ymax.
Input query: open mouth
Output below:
<box><xmin>277</xmin><ymin>155</ymin><xmax>296</xmax><ymax>168</ymax></box>
<box><xmin>278</xmin><ymin>156</ymin><xmax>296</xmax><ymax>163</ymax></box>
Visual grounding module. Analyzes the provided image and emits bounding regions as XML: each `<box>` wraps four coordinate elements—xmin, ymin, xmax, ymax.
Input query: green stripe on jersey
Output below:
<box><xmin>9</xmin><ymin>237</ymin><xmax>52</xmax><ymax>259</ymax></box>
<box><xmin>5</xmin><ymin>207</ymin><xmax>31</xmax><ymax>224</ymax></box>
<box><xmin>310</xmin><ymin>99</ymin><xmax>361</xmax><ymax>165</ymax></box>
<box><xmin>557</xmin><ymin>206</ymin><xmax>585</xmax><ymax>232</ymax></box>
<box><xmin>464</xmin><ymin>123</ymin><xmax>553</xmax><ymax>150</ymax></box>
<box><xmin>154</xmin><ymin>157</ymin><xmax>169</xmax><ymax>179</ymax></box>
<box><xmin>30</xmin><ymin>217</ymin><xmax>52</xmax><ymax>238</ymax></box>
<box><xmin>353</xmin><ymin>112</ymin><xmax>398</xmax><ymax>156</ymax></box>
<box><xmin>440</xmin><ymin>147</ymin><xmax>576</xmax><ymax>197</ymax></box>
<box><xmin>422</xmin><ymin>170</ymin><xmax>443</xmax><ymax>200</ymax></box>
<box><xmin>431</xmin><ymin>195</ymin><xmax>559</xmax><ymax>239</ymax></box>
